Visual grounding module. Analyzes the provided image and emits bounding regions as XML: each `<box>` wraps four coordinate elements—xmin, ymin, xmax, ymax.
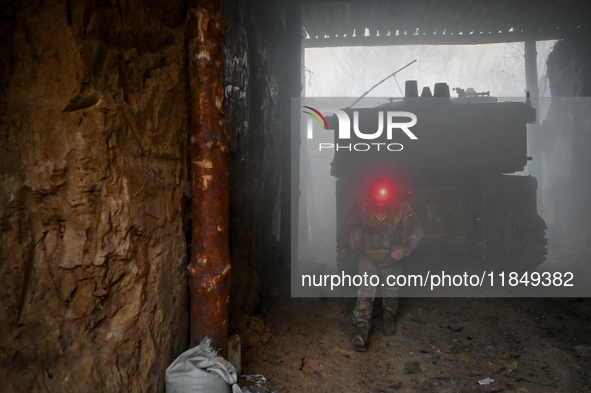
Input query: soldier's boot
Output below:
<box><xmin>352</xmin><ymin>322</ymin><xmax>370</xmax><ymax>352</ymax></box>
<box><xmin>383</xmin><ymin>311</ymin><xmax>396</xmax><ymax>336</ymax></box>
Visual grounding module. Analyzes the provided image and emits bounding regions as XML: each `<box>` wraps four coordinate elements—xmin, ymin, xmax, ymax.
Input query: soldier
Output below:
<box><xmin>337</xmin><ymin>178</ymin><xmax>423</xmax><ymax>352</ymax></box>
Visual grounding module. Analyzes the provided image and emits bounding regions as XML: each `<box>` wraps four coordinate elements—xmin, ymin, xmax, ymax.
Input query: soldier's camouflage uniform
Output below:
<box><xmin>338</xmin><ymin>199</ymin><xmax>424</xmax><ymax>326</ymax></box>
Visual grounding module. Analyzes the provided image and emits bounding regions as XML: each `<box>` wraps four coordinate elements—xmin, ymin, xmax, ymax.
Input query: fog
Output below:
<box><xmin>298</xmin><ymin>41</ymin><xmax>558</xmax><ymax>274</ymax></box>
<box><xmin>305</xmin><ymin>42</ymin><xmax>555</xmax><ymax>98</ymax></box>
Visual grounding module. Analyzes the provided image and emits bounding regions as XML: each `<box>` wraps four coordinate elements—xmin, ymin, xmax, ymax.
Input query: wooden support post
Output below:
<box><xmin>525</xmin><ymin>39</ymin><xmax>539</xmax><ymax>120</ymax></box>
<box><xmin>187</xmin><ymin>0</ymin><xmax>230</xmax><ymax>357</ymax></box>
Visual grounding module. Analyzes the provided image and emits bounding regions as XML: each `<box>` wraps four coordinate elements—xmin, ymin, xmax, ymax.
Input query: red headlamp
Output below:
<box><xmin>371</xmin><ymin>180</ymin><xmax>395</xmax><ymax>206</ymax></box>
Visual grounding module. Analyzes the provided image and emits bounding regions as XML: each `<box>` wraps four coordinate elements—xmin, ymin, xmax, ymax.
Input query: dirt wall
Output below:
<box><xmin>224</xmin><ymin>0</ymin><xmax>301</xmax><ymax>319</ymax></box>
<box><xmin>0</xmin><ymin>1</ymin><xmax>189</xmax><ymax>391</ymax></box>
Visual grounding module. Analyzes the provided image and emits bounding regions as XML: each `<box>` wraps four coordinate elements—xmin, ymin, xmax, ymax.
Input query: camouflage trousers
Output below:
<box><xmin>352</xmin><ymin>252</ymin><xmax>403</xmax><ymax>325</ymax></box>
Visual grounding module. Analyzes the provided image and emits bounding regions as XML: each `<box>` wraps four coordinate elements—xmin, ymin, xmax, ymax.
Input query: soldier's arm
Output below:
<box><xmin>397</xmin><ymin>202</ymin><xmax>424</xmax><ymax>256</ymax></box>
<box><xmin>337</xmin><ymin>202</ymin><xmax>363</xmax><ymax>251</ymax></box>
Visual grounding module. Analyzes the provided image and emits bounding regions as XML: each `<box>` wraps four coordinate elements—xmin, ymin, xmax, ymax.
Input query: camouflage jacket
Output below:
<box><xmin>337</xmin><ymin>199</ymin><xmax>424</xmax><ymax>256</ymax></box>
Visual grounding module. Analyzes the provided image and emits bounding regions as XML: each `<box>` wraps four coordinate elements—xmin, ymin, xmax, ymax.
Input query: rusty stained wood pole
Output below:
<box><xmin>187</xmin><ymin>0</ymin><xmax>229</xmax><ymax>357</ymax></box>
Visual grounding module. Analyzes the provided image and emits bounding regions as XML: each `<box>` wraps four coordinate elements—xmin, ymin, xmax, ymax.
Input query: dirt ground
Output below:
<box><xmin>239</xmin><ymin>294</ymin><xmax>591</xmax><ymax>393</ymax></box>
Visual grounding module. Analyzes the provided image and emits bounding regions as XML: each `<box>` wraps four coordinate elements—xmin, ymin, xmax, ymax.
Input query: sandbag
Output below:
<box><xmin>165</xmin><ymin>337</ymin><xmax>243</xmax><ymax>393</ymax></box>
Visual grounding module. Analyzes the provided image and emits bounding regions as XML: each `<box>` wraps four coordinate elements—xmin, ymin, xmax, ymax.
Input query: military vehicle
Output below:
<box><xmin>330</xmin><ymin>81</ymin><xmax>548</xmax><ymax>273</ymax></box>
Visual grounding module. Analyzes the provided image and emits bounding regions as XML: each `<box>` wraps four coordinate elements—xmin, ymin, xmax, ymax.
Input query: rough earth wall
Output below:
<box><xmin>541</xmin><ymin>36</ymin><xmax>591</xmax><ymax>260</ymax></box>
<box><xmin>224</xmin><ymin>0</ymin><xmax>301</xmax><ymax>320</ymax></box>
<box><xmin>0</xmin><ymin>1</ymin><xmax>189</xmax><ymax>392</ymax></box>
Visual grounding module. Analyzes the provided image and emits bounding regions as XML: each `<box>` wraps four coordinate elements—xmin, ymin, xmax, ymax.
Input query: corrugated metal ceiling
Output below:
<box><xmin>302</xmin><ymin>0</ymin><xmax>591</xmax><ymax>47</ymax></box>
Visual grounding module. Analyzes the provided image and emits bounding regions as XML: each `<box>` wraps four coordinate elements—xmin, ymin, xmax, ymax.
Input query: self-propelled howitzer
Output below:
<box><xmin>331</xmin><ymin>82</ymin><xmax>547</xmax><ymax>272</ymax></box>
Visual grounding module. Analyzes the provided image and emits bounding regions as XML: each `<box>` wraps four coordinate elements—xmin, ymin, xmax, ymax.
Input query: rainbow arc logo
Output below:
<box><xmin>302</xmin><ymin>106</ymin><xmax>328</xmax><ymax>130</ymax></box>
